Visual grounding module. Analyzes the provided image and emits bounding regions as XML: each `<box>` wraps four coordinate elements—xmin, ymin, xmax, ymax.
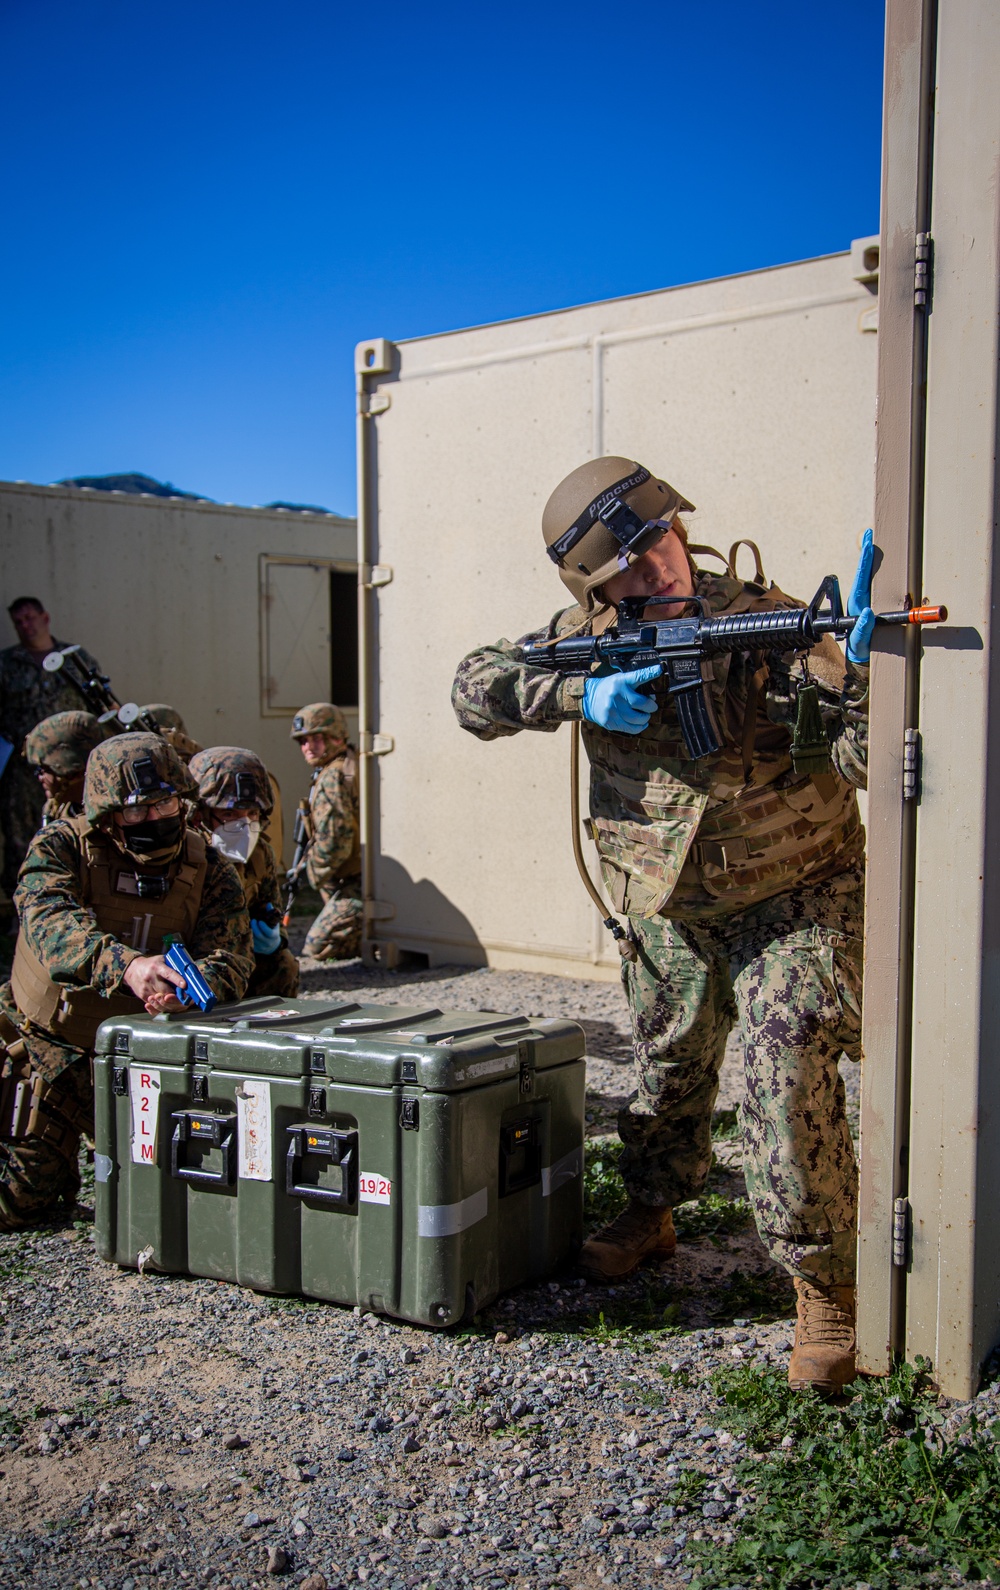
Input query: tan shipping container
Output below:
<box><xmin>0</xmin><ymin>483</ymin><xmax>357</xmax><ymax>866</ymax></box>
<box><xmin>356</xmin><ymin>246</ymin><xmax>879</xmax><ymax>977</ymax></box>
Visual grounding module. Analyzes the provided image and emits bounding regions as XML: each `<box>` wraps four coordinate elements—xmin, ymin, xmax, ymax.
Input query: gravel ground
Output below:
<box><xmin>0</xmin><ymin>936</ymin><xmax>952</xmax><ymax>1590</ymax></box>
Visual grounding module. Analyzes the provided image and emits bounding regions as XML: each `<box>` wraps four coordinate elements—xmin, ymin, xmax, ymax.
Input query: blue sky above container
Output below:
<box><xmin>0</xmin><ymin>0</ymin><xmax>884</xmax><ymax>517</ymax></box>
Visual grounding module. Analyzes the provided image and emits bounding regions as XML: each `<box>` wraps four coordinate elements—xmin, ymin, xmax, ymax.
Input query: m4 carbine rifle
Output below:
<box><xmin>282</xmin><ymin>801</ymin><xmax>311</xmax><ymax>927</ymax></box>
<box><xmin>521</xmin><ymin>576</ymin><xmax>947</xmax><ymax>761</ymax></box>
<box><xmin>42</xmin><ymin>646</ymin><xmax>162</xmax><ymax>736</ymax></box>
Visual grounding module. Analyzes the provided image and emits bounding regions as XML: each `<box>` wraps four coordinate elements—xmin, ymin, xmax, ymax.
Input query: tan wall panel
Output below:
<box><xmin>905</xmin><ymin>0</ymin><xmax>1000</xmax><ymax>1398</ymax></box>
<box><xmin>364</xmin><ymin>251</ymin><xmax>878</xmax><ymax>973</ymax></box>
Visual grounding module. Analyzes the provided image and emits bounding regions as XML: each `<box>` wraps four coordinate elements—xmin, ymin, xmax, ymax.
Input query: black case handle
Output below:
<box><xmin>285</xmin><ymin>1124</ymin><xmax>358</xmax><ymax>1207</ymax></box>
<box><xmin>170</xmin><ymin>1110</ymin><xmax>237</xmax><ymax>1185</ymax></box>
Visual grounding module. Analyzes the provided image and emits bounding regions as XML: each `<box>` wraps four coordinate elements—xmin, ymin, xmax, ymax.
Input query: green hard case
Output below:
<box><xmin>93</xmin><ymin>996</ymin><xmax>586</xmax><ymax>1327</ymax></box>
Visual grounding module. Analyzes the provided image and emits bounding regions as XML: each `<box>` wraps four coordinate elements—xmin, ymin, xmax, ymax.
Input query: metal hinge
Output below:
<box><xmin>357</xmin><ymin>391</ymin><xmax>391</xmax><ymax>417</ymax></box>
<box><xmin>360</xmin><ymin>731</ymin><xmax>394</xmax><ymax>756</ymax></box>
<box><xmin>914</xmin><ymin>232</ymin><xmax>933</xmax><ymax>310</ymax></box>
<box><xmin>892</xmin><ymin>1196</ymin><xmax>912</xmax><ymax>1267</ymax></box>
<box><xmin>903</xmin><ymin>727</ymin><xmax>921</xmax><ymax>801</ymax></box>
<box><xmin>361</xmin><ymin>563</ymin><xmax>393</xmax><ymax>589</ymax></box>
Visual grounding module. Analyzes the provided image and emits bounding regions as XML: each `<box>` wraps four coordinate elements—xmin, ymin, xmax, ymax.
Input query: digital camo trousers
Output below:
<box><xmin>618</xmin><ymin>865</ymin><xmax>864</xmax><ymax>1287</ymax></box>
<box><xmin>302</xmin><ymin>876</ymin><xmax>363</xmax><ymax>962</ymax></box>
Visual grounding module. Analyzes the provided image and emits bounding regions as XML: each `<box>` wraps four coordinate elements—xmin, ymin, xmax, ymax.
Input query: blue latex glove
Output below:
<box><xmin>582</xmin><ymin>665</ymin><xmax>662</xmax><ymax>733</ymax></box>
<box><xmin>847</xmin><ymin>527</ymin><xmax>876</xmax><ymax>664</ymax></box>
<box><xmin>251</xmin><ymin>918</ymin><xmax>283</xmax><ymax>955</ymax></box>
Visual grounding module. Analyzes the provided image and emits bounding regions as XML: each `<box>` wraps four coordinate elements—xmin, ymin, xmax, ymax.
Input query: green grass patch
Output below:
<box><xmin>0</xmin><ymin>1405</ymin><xmax>22</xmax><ymax>1439</ymax></box>
<box><xmin>584</xmin><ymin>1135</ymin><xmax>752</xmax><ymax>1245</ymax></box>
<box><xmin>583</xmin><ymin>1136</ymin><xmax>628</xmax><ymax>1232</ymax></box>
<box><xmin>674</xmin><ymin>1191</ymin><xmax>754</xmax><ymax>1242</ymax></box>
<box><xmin>688</xmin><ymin>1357</ymin><xmax>1000</xmax><ymax>1589</ymax></box>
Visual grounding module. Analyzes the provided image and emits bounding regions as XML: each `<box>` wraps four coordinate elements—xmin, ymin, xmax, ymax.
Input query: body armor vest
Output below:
<box><xmin>579</xmin><ymin>574</ymin><xmax>864</xmax><ymax>919</ymax></box>
<box><xmin>11</xmin><ymin>816</ymin><xmax>209</xmax><ymax>1049</ymax></box>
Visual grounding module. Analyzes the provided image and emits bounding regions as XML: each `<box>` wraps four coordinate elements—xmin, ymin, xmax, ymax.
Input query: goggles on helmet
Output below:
<box><xmin>545</xmin><ymin>465</ymin><xmax>676</xmax><ymax>570</ymax></box>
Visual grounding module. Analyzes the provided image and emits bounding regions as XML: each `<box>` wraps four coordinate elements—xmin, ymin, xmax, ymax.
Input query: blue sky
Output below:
<box><xmin>0</xmin><ymin>1</ymin><xmax>885</xmax><ymax>516</ymax></box>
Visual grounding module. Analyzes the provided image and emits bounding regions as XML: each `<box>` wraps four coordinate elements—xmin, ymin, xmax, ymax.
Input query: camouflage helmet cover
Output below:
<box><xmin>188</xmin><ymin>746</ymin><xmax>274</xmax><ymax>814</ymax></box>
<box><xmin>542</xmin><ymin>456</ymin><xmax>696</xmax><ymax>613</ymax></box>
<box><xmin>141</xmin><ymin>704</ymin><xmax>187</xmax><ymax>733</ymax></box>
<box><xmin>24</xmin><ymin>711</ymin><xmax>105</xmax><ymax>777</ymax></box>
<box><xmin>139</xmin><ymin>703</ymin><xmax>202</xmax><ymax>763</ymax></box>
<box><xmin>290</xmin><ymin>703</ymin><xmax>348</xmax><ymax>743</ymax></box>
<box><xmin>84</xmin><ymin>731</ymin><xmax>196</xmax><ymax>824</ymax></box>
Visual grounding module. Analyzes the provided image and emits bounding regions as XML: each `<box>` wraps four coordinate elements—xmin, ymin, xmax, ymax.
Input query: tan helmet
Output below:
<box><xmin>84</xmin><ymin>732</ymin><xmax>196</xmax><ymax>824</ymax></box>
<box><xmin>188</xmin><ymin>746</ymin><xmax>274</xmax><ymax>814</ymax></box>
<box><xmin>290</xmin><ymin>703</ymin><xmax>348</xmax><ymax>744</ymax></box>
<box><xmin>542</xmin><ymin>456</ymin><xmax>695</xmax><ymax>612</ymax></box>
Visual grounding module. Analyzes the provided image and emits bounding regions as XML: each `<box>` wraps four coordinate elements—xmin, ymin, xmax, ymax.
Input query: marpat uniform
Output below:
<box><xmin>188</xmin><ymin>745</ymin><xmax>299</xmax><ymax>999</ymax></box>
<box><xmin>0</xmin><ymin>733</ymin><xmax>253</xmax><ymax>1229</ymax></box>
<box><xmin>452</xmin><ymin>455</ymin><xmax>872</xmax><ymax>1393</ymax></box>
<box><xmin>290</xmin><ymin>704</ymin><xmax>362</xmax><ymax>961</ymax></box>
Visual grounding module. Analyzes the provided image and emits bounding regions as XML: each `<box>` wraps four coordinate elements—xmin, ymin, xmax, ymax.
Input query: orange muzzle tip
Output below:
<box><xmin>909</xmin><ymin>604</ymin><xmax>947</xmax><ymax>624</ymax></box>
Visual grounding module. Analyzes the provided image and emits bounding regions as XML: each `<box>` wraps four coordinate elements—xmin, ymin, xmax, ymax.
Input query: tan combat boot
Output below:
<box><xmin>787</xmin><ymin>1278</ymin><xmax>857</xmax><ymax>1394</ymax></box>
<box><xmin>578</xmin><ymin>1201</ymin><xmax>676</xmax><ymax>1282</ymax></box>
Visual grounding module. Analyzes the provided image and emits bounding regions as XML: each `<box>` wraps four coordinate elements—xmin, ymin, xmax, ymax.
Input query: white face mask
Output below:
<box><xmin>210</xmin><ymin>817</ymin><xmax>261</xmax><ymax>865</ymax></box>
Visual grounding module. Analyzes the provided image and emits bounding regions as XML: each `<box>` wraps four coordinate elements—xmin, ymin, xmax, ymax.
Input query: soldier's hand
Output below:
<box><xmin>123</xmin><ymin>954</ymin><xmax>188</xmax><ymax>1014</ymax></box>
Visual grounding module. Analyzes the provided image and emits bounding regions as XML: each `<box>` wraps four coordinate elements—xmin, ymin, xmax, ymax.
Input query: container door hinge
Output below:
<box><xmin>361</xmin><ymin>731</ymin><xmax>394</xmax><ymax>756</ymax></box>
<box><xmin>892</xmin><ymin>1196</ymin><xmax>912</xmax><ymax>1268</ymax></box>
<box><xmin>361</xmin><ymin>563</ymin><xmax>393</xmax><ymax>589</ymax></box>
<box><xmin>914</xmin><ymin>232</ymin><xmax>933</xmax><ymax>310</ymax></box>
<box><xmin>358</xmin><ymin>391</ymin><xmax>391</xmax><ymax>417</ymax></box>
<box><xmin>903</xmin><ymin>727</ymin><xmax>921</xmax><ymax>801</ymax></box>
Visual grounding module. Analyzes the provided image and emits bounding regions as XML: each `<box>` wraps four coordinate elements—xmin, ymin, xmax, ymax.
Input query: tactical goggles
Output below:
<box><xmin>121</xmin><ymin>794</ymin><xmax>181</xmax><ymax>825</ymax></box>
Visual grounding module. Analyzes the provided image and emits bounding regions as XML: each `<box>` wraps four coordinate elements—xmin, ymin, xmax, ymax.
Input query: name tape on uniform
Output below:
<box><xmin>236</xmin><ymin>1078</ymin><xmax>272</xmax><ymax>1181</ymax></box>
<box><xmin>130</xmin><ymin>1067</ymin><xmax>161</xmax><ymax>1165</ymax></box>
<box><xmin>359</xmin><ymin>1172</ymin><xmax>392</xmax><ymax>1206</ymax></box>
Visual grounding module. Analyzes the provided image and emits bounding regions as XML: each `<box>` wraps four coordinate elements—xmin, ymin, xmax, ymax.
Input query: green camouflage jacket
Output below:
<box><xmin>0</xmin><ymin>640</ymin><xmax>103</xmax><ymax>750</ymax></box>
<box><xmin>9</xmin><ymin>819</ymin><xmax>253</xmax><ymax>1001</ymax></box>
<box><xmin>452</xmin><ymin>570</ymin><xmax>869</xmax><ymax>919</ymax></box>
<box><xmin>305</xmin><ymin>748</ymin><xmax>361</xmax><ymax>891</ymax></box>
<box><xmin>236</xmin><ymin>837</ymin><xmax>290</xmax><ymax>948</ymax></box>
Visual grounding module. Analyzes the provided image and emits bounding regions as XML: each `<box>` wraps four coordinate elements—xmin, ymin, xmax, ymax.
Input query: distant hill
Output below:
<box><xmin>263</xmin><ymin>500</ymin><xmax>339</xmax><ymax>516</ymax></box>
<box><xmin>56</xmin><ymin>474</ymin><xmax>340</xmax><ymax>515</ymax></box>
<box><xmin>58</xmin><ymin>472</ymin><xmax>210</xmax><ymax>501</ymax></box>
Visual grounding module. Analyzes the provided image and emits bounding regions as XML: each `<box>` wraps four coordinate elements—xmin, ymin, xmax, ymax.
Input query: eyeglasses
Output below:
<box><xmin>121</xmin><ymin>794</ymin><xmax>181</xmax><ymax>825</ymax></box>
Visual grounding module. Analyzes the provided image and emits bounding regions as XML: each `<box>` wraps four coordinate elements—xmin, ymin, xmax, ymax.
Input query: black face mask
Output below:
<box><xmin>121</xmin><ymin>814</ymin><xmax>183</xmax><ymax>857</ymax></box>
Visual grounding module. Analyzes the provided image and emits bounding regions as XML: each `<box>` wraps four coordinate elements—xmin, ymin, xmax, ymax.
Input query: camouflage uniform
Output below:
<box><xmin>299</xmin><ymin>753</ymin><xmax>362</xmax><ymax>959</ymax></box>
<box><xmin>188</xmin><ymin>745</ymin><xmax>299</xmax><ymax>999</ymax></box>
<box><xmin>452</xmin><ymin>567</ymin><xmax>869</xmax><ymax>1287</ymax></box>
<box><xmin>0</xmin><ymin>734</ymin><xmax>253</xmax><ymax>1227</ymax></box>
<box><xmin>238</xmin><ymin>840</ymin><xmax>300</xmax><ymax>997</ymax></box>
<box><xmin>0</xmin><ymin>639</ymin><xmax>103</xmax><ymax>899</ymax></box>
<box><xmin>291</xmin><ymin>706</ymin><xmax>362</xmax><ymax>962</ymax></box>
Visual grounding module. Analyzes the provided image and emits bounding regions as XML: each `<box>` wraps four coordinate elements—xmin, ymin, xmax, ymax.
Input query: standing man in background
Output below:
<box><xmin>0</xmin><ymin>599</ymin><xmax>103</xmax><ymax>912</ymax></box>
<box><xmin>291</xmin><ymin>704</ymin><xmax>362</xmax><ymax>961</ymax></box>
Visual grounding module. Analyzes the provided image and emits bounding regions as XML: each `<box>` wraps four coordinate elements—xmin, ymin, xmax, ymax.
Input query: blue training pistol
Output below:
<box><xmin>164</xmin><ymin>941</ymin><xmax>217</xmax><ymax>1014</ymax></box>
